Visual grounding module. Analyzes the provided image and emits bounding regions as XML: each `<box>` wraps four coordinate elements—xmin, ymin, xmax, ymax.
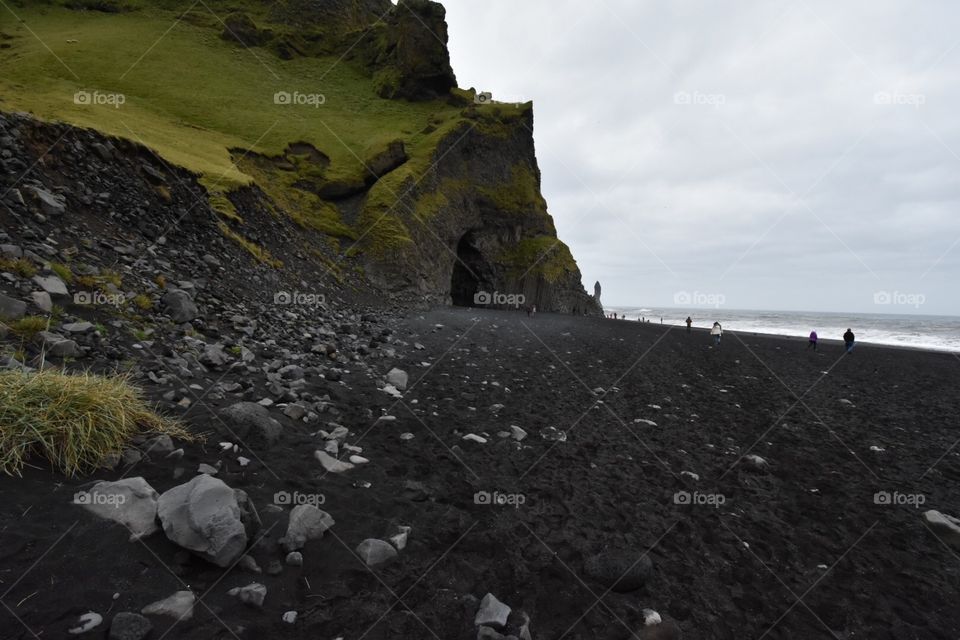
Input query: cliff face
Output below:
<box><xmin>1</xmin><ymin>0</ymin><xmax>600</xmax><ymax>314</ymax></box>
<box><xmin>358</xmin><ymin>100</ymin><xmax>600</xmax><ymax>314</ymax></box>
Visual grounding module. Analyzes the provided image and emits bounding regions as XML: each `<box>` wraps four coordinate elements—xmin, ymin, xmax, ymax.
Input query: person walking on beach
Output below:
<box><xmin>685</xmin><ymin>316</ymin><xmax>693</xmax><ymax>333</ymax></box>
<box><xmin>710</xmin><ymin>321</ymin><xmax>722</xmax><ymax>346</ymax></box>
<box><xmin>843</xmin><ymin>328</ymin><xmax>855</xmax><ymax>354</ymax></box>
<box><xmin>808</xmin><ymin>330</ymin><xmax>818</xmax><ymax>350</ymax></box>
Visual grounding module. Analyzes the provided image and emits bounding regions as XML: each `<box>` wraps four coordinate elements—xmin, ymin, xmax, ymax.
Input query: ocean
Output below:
<box><xmin>602</xmin><ymin>307</ymin><xmax>960</xmax><ymax>353</ymax></box>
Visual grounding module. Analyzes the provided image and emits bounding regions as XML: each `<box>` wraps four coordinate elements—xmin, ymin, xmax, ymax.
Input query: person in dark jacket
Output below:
<box><xmin>808</xmin><ymin>330</ymin><xmax>818</xmax><ymax>350</ymax></box>
<box><xmin>686</xmin><ymin>316</ymin><xmax>693</xmax><ymax>333</ymax></box>
<box><xmin>843</xmin><ymin>328</ymin><xmax>855</xmax><ymax>353</ymax></box>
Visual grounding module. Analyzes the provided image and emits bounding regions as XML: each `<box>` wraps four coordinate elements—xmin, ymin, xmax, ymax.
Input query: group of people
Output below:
<box><xmin>808</xmin><ymin>328</ymin><xmax>857</xmax><ymax>353</ymax></box>
<box><xmin>686</xmin><ymin>317</ymin><xmax>858</xmax><ymax>353</ymax></box>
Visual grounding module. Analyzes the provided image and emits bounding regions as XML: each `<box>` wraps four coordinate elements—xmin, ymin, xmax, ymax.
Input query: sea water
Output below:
<box><xmin>603</xmin><ymin>307</ymin><xmax>960</xmax><ymax>353</ymax></box>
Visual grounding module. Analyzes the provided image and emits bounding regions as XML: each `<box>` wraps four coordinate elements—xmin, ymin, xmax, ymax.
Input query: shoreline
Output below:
<box><xmin>597</xmin><ymin>316</ymin><xmax>960</xmax><ymax>355</ymax></box>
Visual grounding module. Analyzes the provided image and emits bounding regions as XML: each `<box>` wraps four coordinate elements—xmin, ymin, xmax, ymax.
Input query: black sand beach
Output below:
<box><xmin>2</xmin><ymin>307</ymin><xmax>959</xmax><ymax>639</ymax></box>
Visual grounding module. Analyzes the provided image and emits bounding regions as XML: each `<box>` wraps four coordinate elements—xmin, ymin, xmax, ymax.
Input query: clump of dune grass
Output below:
<box><xmin>0</xmin><ymin>370</ymin><xmax>193</xmax><ymax>477</ymax></box>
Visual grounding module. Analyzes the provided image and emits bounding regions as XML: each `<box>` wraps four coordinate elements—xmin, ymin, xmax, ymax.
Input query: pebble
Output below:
<box><xmin>68</xmin><ymin>612</ymin><xmax>102</xmax><ymax>635</ymax></box>
<box><xmin>356</xmin><ymin>538</ymin><xmax>398</xmax><ymax>566</ymax></box>
<box><xmin>228</xmin><ymin>583</ymin><xmax>267</xmax><ymax>608</ymax></box>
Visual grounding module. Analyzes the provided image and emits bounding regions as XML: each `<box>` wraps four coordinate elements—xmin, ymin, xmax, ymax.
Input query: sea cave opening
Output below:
<box><xmin>450</xmin><ymin>233</ymin><xmax>493</xmax><ymax>307</ymax></box>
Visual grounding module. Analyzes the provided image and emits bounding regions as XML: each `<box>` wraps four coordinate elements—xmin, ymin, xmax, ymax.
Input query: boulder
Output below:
<box><xmin>0</xmin><ymin>293</ymin><xmax>27</xmax><ymax>319</ymax></box>
<box><xmin>281</xmin><ymin>504</ymin><xmax>335</xmax><ymax>551</ymax></box>
<box><xmin>583</xmin><ymin>550</ymin><xmax>654</xmax><ymax>592</ymax></box>
<box><xmin>315</xmin><ymin>450</ymin><xmax>354</xmax><ymax>473</ymax></box>
<box><xmin>228</xmin><ymin>582</ymin><xmax>267</xmax><ymax>608</ymax></box>
<box><xmin>141</xmin><ymin>590</ymin><xmax>195</xmax><ymax>620</ymax></box>
<box><xmin>923</xmin><ymin>510</ymin><xmax>960</xmax><ymax>550</ymax></box>
<box><xmin>356</xmin><ymin>538</ymin><xmax>398</xmax><ymax>567</ymax></box>
<box><xmin>474</xmin><ymin>593</ymin><xmax>511</xmax><ymax>628</ymax></box>
<box><xmin>32</xmin><ymin>274</ymin><xmax>69</xmax><ymax>297</ymax></box>
<box><xmin>157</xmin><ymin>474</ymin><xmax>248</xmax><ymax>567</ymax></box>
<box><xmin>76</xmin><ymin>477</ymin><xmax>160</xmax><ymax>541</ymax></box>
<box><xmin>219</xmin><ymin>401</ymin><xmax>283</xmax><ymax>445</ymax></box>
<box><xmin>24</xmin><ymin>185</ymin><xmax>66</xmax><ymax>216</ymax></box>
<box><xmin>385</xmin><ymin>367</ymin><xmax>409</xmax><ymax>391</ymax></box>
<box><xmin>161</xmin><ymin>289</ymin><xmax>198</xmax><ymax>323</ymax></box>
<box><xmin>30</xmin><ymin>291</ymin><xmax>52</xmax><ymax>313</ymax></box>
<box><xmin>108</xmin><ymin>612</ymin><xmax>152</xmax><ymax>640</ymax></box>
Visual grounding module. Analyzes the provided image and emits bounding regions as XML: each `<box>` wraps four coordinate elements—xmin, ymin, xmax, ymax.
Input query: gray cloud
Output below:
<box><xmin>443</xmin><ymin>0</ymin><xmax>960</xmax><ymax>315</ymax></box>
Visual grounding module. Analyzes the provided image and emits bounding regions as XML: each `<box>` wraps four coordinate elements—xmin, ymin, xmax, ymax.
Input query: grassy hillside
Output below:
<box><xmin>0</xmin><ymin>3</ymin><xmax>461</xmax><ymax>192</ymax></box>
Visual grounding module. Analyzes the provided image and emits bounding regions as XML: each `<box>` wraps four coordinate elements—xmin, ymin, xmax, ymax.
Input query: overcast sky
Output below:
<box><xmin>442</xmin><ymin>0</ymin><xmax>960</xmax><ymax>316</ymax></box>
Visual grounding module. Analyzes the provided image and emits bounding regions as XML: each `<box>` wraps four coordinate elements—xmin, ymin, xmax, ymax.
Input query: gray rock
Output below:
<box><xmin>923</xmin><ymin>510</ymin><xmax>960</xmax><ymax>550</ymax></box>
<box><xmin>141</xmin><ymin>590</ymin><xmax>195</xmax><ymax>620</ymax></box>
<box><xmin>219</xmin><ymin>401</ymin><xmax>283</xmax><ymax>445</ymax></box>
<box><xmin>76</xmin><ymin>477</ymin><xmax>160</xmax><ymax>541</ymax></box>
<box><xmin>278</xmin><ymin>364</ymin><xmax>305</xmax><ymax>380</ymax></box>
<box><xmin>385</xmin><ymin>367</ymin><xmax>409</xmax><ymax>391</ymax></box>
<box><xmin>200</xmin><ymin>343</ymin><xmax>229</xmax><ymax>368</ymax></box>
<box><xmin>161</xmin><ymin>289</ymin><xmax>199</xmax><ymax>323</ymax></box>
<box><xmin>0</xmin><ymin>322</ymin><xmax>7</xmax><ymax>340</ymax></box>
<box><xmin>510</xmin><ymin>425</ymin><xmax>528</xmax><ymax>441</ymax></box>
<box><xmin>157</xmin><ymin>474</ymin><xmax>248</xmax><ymax>567</ymax></box>
<box><xmin>474</xmin><ymin>593</ymin><xmax>511</xmax><ymax>628</ymax></box>
<box><xmin>62</xmin><ymin>321</ymin><xmax>94</xmax><ymax>333</ymax></box>
<box><xmin>24</xmin><ymin>185</ymin><xmax>66</xmax><ymax>216</ymax></box>
<box><xmin>30</xmin><ymin>291</ymin><xmax>52</xmax><ymax>313</ymax></box>
<box><xmin>109</xmin><ymin>612</ymin><xmax>153</xmax><ymax>640</ymax></box>
<box><xmin>314</xmin><ymin>450</ymin><xmax>354</xmax><ymax>473</ymax></box>
<box><xmin>228</xmin><ymin>582</ymin><xmax>267</xmax><ymax>608</ymax></box>
<box><xmin>32</xmin><ymin>274</ymin><xmax>69</xmax><ymax>297</ymax></box>
<box><xmin>285</xmin><ymin>551</ymin><xmax>303</xmax><ymax>566</ymax></box>
<box><xmin>356</xmin><ymin>538</ymin><xmax>398</xmax><ymax>567</ymax></box>
<box><xmin>583</xmin><ymin>550</ymin><xmax>653</xmax><ymax>592</ymax></box>
<box><xmin>0</xmin><ymin>244</ymin><xmax>22</xmax><ymax>259</ymax></box>
<box><xmin>281</xmin><ymin>504</ymin><xmax>335</xmax><ymax>551</ymax></box>
<box><xmin>0</xmin><ymin>293</ymin><xmax>27</xmax><ymax>320</ymax></box>
<box><xmin>142</xmin><ymin>435</ymin><xmax>175</xmax><ymax>456</ymax></box>
<box><xmin>48</xmin><ymin>339</ymin><xmax>81</xmax><ymax>358</ymax></box>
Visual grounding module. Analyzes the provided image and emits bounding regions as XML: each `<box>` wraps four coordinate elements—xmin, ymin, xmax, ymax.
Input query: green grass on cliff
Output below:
<box><xmin>501</xmin><ymin>236</ymin><xmax>579</xmax><ymax>283</ymax></box>
<box><xmin>0</xmin><ymin>3</ymin><xmax>460</xmax><ymax>189</ymax></box>
<box><xmin>0</xmin><ymin>3</ymin><xmax>556</xmax><ymax>263</ymax></box>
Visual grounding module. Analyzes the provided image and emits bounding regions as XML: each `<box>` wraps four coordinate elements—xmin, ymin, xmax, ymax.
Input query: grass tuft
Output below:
<box><xmin>0</xmin><ymin>370</ymin><xmax>192</xmax><ymax>477</ymax></box>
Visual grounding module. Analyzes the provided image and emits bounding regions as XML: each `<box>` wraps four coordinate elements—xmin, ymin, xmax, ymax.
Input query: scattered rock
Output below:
<box><xmin>108</xmin><ymin>612</ymin><xmax>152</xmax><ymax>640</ymax></box>
<box><xmin>161</xmin><ymin>289</ymin><xmax>198</xmax><ymax>323</ymax></box>
<box><xmin>76</xmin><ymin>477</ymin><xmax>160</xmax><ymax>541</ymax></box>
<box><xmin>220</xmin><ymin>401</ymin><xmax>282</xmax><ymax>445</ymax></box>
<box><xmin>315</xmin><ymin>450</ymin><xmax>354</xmax><ymax>473</ymax></box>
<box><xmin>228</xmin><ymin>582</ymin><xmax>267</xmax><ymax>608</ymax></box>
<box><xmin>141</xmin><ymin>590</ymin><xmax>195</xmax><ymax>620</ymax></box>
<box><xmin>386</xmin><ymin>367</ymin><xmax>409</xmax><ymax>390</ymax></box>
<box><xmin>67</xmin><ymin>612</ymin><xmax>102</xmax><ymax>635</ymax></box>
<box><xmin>281</xmin><ymin>504</ymin><xmax>335</xmax><ymax>551</ymax></box>
<box><xmin>583</xmin><ymin>550</ymin><xmax>653</xmax><ymax>592</ymax></box>
<box><xmin>356</xmin><ymin>538</ymin><xmax>398</xmax><ymax>566</ymax></box>
<box><xmin>282</xmin><ymin>610</ymin><xmax>298</xmax><ymax>624</ymax></box>
<box><xmin>923</xmin><ymin>510</ymin><xmax>960</xmax><ymax>550</ymax></box>
<box><xmin>32</xmin><ymin>274</ymin><xmax>69</xmax><ymax>297</ymax></box>
<box><xmin>157</xmin><ymin>474</ymin><xmax>248</xmax><ymax>567</ymax></box>
<box><xmin>474</xmin><ymin>593</ymin><xmax>511</xmax><ymax>628</ymax></box>
<box><xmin>0</xmin><ymin>293</ymin><xmax>26</xmax><ymax>319</ymax></box>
